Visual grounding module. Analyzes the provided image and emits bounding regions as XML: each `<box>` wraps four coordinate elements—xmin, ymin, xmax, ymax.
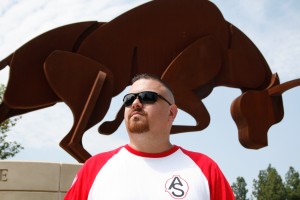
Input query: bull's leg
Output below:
<box><xmin>98</xmin><ymin>105</ymin><xmax>125</xmax><ymax>135</ymax></box>
<box><xmin>0</xmin><ymin>54</ymin><xmax>13</xmax><ymax>70</ymax></box>
<box><xmin>0</xmin><ymin>102</ymin><xmax>55</xmax><ymax>124</ymax></box>
<box><xmin>161</xmin><ymin>35</ymin><xmax>223</xmax><ymax>134</ymax></box>
<box><xmin>0</xmin><ymin>103</ymin><xmax>16</xmax><ymax>123</ymax></box>
<box><xmin>44</xmin><ymin>50</ymin><xmax>114</xmax><ymax>162</ymax></box>
<box><xmin>4</xmin><ymin>22</ymin><xmax>102</xmax><ymax>109</ymax></box>
<box><xmin>69</xmin><ymin>70</ymin><xmax>107</xmax><ymax>162</ymax></box>
<box><xmin>169</xmin><ymin>87</ymin><xmax>211</xmax><ymax>134</ymax></box>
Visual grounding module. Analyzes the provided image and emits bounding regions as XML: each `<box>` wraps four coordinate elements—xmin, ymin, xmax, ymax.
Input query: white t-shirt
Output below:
<box><xmin>65</xmin><ymin>145</ymin><xmax>234</xmax><ymax>200</ymax></box>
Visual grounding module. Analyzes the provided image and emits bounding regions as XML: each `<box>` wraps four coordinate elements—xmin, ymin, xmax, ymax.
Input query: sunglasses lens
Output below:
<box><xmin>123</xmin><ymin>94</ymin><xmax>136</xmax><ymax>107</ymax></box>
<box><xmin>139</xmin><ymin>92</ymin><xmax>158</xmax><ymax>104</ymax></box>
<box><xmin>123</xmin><ymin>91</ymin><xmax>159</xmax><ymax>107</ymax></box>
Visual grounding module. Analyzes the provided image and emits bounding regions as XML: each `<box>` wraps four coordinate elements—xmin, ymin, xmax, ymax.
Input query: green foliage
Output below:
<box><xmin>231</xmin><ymin>176</ymin><xmax>249</xmax><ymax>200</ymax></box>
<box><xmin>0</xmin><ymin>84</ymin><xmax>23</xmax><ymax>159</ymax></box>
<box><xmin>233</xmin><ymin>166</ymin><xmax>300</xmax><ymax>200</ymax></box>
<box><xmin>285</xmin><ymin>167</ymin><xmax>300</xmax><ymax>200</ymax></box>
<box><xmin>252</xmin><ymin>164</ymin><xmax>286</xmax><ymax>200</ymax></box>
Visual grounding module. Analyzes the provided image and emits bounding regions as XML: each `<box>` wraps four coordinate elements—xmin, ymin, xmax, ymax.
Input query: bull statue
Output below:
<box><xmin>0</xmin><ymin>0</ymin><xmax>299</xmax><ymax>162</ymax></box>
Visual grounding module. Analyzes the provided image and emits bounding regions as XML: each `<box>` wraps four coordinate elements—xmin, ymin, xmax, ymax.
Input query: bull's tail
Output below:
<box><xmin>0</xmin><ymin>53</ymin><xmax>13</xmax><ymax>70</ymax></box>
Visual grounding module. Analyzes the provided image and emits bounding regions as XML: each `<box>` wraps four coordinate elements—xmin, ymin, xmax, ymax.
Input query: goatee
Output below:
<box><xmin>127</xmin><ymin>108</ymin><xmax>149</xmax><ymax>133</ymax></box>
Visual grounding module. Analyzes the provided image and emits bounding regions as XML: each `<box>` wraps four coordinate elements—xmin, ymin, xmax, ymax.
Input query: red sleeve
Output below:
<box><xmin>180</xmin><ymin>148</ymin><xmax>235</xmax><ymax>200</ymax></box>
<box><xmin>64</xmin><ymin>147</ymin><xmax>123</xmax><ymax>200</ymax></box>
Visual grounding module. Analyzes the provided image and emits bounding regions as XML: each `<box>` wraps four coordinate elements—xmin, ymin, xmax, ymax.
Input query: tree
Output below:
<box><xmin>0</xmin><ymin>84</ymin><xmax>23</xmax><ymax>159</ymax></box>
<box><xmin>285</xmin><ymin>167</ymin><xmax>300</xmax><ymax>200</ymax></box>
<box><xmin>252</xmin><ymin>164</ymin><xmax>286</xmax><ymax>200</ymax></box>
<box><xmin>231</xmin><ymin>176</ymin><xmax>249</xmax><ymax>200</ymax></box>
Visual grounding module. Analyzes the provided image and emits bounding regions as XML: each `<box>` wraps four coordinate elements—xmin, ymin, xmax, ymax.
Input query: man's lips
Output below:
<box><xmin>130</xmin><ymin>111</ymin><xmax>144</xmax><ymax>118</ymax></box>
<box><xmin>129</xmin><ymin>109</ymin><xmax>146</xmax><ymax>119</ymax></box>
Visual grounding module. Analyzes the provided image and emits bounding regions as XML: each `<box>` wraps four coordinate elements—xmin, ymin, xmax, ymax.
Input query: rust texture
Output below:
<box><xmin>0</xmin><ymin>0</ymin><xmax>299</xmax><ymax>162</ymax></box>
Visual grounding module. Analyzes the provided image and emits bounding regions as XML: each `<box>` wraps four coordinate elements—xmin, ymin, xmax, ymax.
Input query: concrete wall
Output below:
<box><xmin>0</xmin><ymin>161</ymin><xmax>82</xmax><ymax>200</ymax></box>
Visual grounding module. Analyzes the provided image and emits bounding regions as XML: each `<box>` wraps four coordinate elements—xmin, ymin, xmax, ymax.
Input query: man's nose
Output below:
<box><xmin>131</xmin><ymin>97</ymin><xmax>142</xmax><ymax>109</ymax></box>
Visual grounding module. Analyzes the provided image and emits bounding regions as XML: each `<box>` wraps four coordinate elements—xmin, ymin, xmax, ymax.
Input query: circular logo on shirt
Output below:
<box><xmin>165</xmin><ymin>175</ymin><xmax>189</xmax><ymax>199</ymax></box>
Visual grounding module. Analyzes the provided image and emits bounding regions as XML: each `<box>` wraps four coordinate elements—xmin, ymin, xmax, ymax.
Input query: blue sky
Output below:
<box><xmin>1</xmin><ymin>0</ymin><xmax>300</xmax><ymax>195</ymax></box>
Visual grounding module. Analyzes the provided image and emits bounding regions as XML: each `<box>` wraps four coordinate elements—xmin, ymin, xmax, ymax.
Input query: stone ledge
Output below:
<box><xmin>0</xmin><ymin>191</ymin><xmax>63</xmax><ymax>200</ymax></box>
<box><xmin>0</xmin><ymin>161</ymin><xmax>82</xmax><ymax>200</ymax></box>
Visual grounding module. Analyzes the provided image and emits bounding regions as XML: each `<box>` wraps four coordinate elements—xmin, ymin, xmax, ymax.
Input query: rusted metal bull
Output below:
<box><xmin>0</xmin><ymin>0</ymin><xmax>299</xmax><ymax>162</ymax></box>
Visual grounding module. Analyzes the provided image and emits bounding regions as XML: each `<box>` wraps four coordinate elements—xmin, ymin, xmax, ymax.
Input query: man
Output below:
<box><xmin>64</xmin><ymin>74</ymin><xmax>235</xmax><ymax>200</ymax></box>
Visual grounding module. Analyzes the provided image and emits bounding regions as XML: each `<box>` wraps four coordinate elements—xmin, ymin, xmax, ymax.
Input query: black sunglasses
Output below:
<box><xmin>123</xmin><ymin>91</ymin><xmax>172</xmax><ymax>107</ymax></box>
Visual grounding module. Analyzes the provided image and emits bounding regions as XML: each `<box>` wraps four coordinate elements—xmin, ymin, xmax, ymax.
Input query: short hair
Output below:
<box><xmin>131</xmin><ymin>73</ymin><xmax>175</xmax><ymax>100</ymax></box>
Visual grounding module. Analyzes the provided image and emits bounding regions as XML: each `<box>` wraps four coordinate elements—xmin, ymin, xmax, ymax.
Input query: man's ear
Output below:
<box><xmin>169</xmin><ymin>104</ymin><xmax>178</xmax><ymax>122</ymax></box>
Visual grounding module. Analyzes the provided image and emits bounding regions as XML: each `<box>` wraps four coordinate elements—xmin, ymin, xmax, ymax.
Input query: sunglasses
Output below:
<box><xmin>123</xmin><ymin>91</ymin><xmax>172</xmax><ymax>107</ymax></box>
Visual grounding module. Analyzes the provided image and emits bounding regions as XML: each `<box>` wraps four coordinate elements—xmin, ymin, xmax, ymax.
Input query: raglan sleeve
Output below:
<box><xmin>63</xmin><ymin>148</ymin><xmax>120</xmax><ymax>200</ymax></box>
<box><xmin>64</xmin><ymin>163</ymin><xmax>91</xmax><ymax>200</ymax></box>
<box><xmin>180</xmin><ymin>148</ymin><xmax>235</xmax><ymax>199</ymax></box>
<box><xmin>206</xmin><ymin>162</ymin><xmax>235</xmax><ymax>200</ymax></box>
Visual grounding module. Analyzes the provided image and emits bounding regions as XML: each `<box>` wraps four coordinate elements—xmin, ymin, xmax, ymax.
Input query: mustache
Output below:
<box><xmin>129</xmin><ymin>107</ymin><xmax>147</xmax><ymax>118</ymax></box>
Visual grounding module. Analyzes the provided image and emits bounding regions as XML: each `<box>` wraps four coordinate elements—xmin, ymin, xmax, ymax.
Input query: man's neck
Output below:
<box><xmin>128</xmin><ymin>133</ymin><xmax>173</xmax><ymax>154</ymax></box>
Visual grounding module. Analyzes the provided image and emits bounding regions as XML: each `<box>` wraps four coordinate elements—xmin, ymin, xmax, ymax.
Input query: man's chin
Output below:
<box><xmin>128</xmin><ymin>123</ymin><xmax>149</xmax><ymax>133</ymax></box>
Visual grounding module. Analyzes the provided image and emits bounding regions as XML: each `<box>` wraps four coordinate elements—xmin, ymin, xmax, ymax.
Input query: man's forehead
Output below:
<box><xmin>130</xmin><ymin>79</ymin><xmax>163</xmax><ymax>93</ymax></box>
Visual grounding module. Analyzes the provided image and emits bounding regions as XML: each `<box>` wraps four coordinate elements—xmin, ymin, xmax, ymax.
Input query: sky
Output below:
<box><xmin>1</xmin><ymin>0</ymin><xmax>300</xmax><ymax>196</ymax></box>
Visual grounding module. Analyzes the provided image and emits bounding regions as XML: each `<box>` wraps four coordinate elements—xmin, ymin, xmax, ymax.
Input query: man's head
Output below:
<box><xmin>131</xmin><ymin>74</ymin><xmax>175</xmax><ymax>103</ymax></box>
<box><xmin>124</xmin><ymin>74</ymin><xmax>177</xmax><ymax>136</ymax></box>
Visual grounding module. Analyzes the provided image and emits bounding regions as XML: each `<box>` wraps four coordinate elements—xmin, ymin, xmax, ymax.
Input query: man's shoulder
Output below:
<box><xmin>84</xmin><ymin>146</ymin><xmax>124</xmax><ymax>166</ymax></box>
<box><xmin>178</xmin><ymin>146</ymin><xmax>218</xmax><ymax>168</ymax></box>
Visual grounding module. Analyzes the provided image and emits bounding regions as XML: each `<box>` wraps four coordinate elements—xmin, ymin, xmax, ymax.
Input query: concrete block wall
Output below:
<box><xmin>0</xmin><ymin>161</ymin><xmax>82</xmax><ymax>200</ymax></box>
